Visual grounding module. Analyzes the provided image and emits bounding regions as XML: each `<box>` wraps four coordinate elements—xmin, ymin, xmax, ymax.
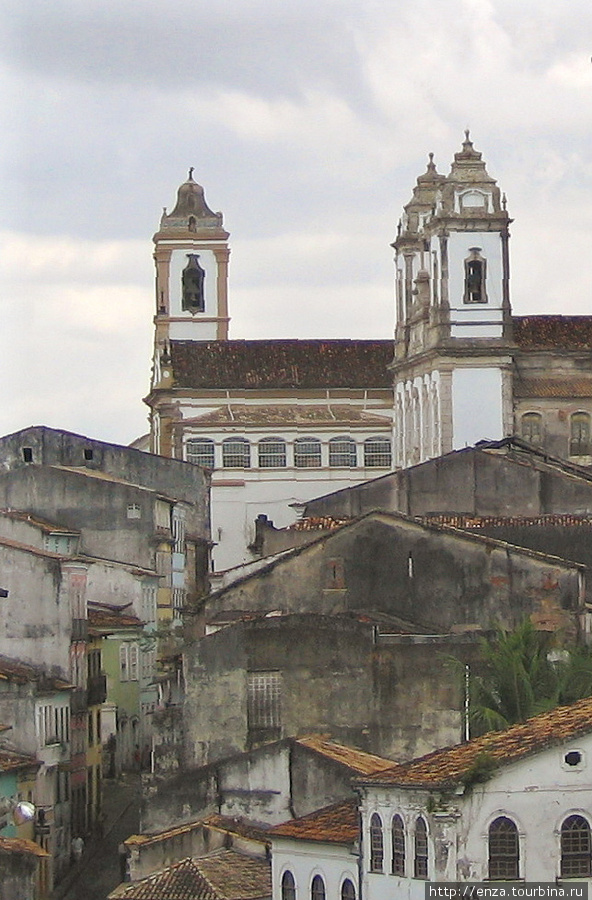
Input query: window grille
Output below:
<box><xmin>488</xmin><ymin>816</ymin><xmax>519</xmax><ymax>880</ymax></box>
<box><xmin>222</xmin><ymin>438</ymin><xmax>251</xmax><ymax>468</ymax></box>
<box><xmin>370</xmin><ymin>813</ymin><xmax>384</xmax><ymax>872</ymax></box>
<box><xmin>247</xmin><ymin>672</ymin><xmax>281</xmax><ymax>729</ymax></box>
<box><xmin>392</xmin><ymin>814</ymin><xmax>405</xmax><ymax>874</ymax></box>
<box><xmin>341</xmin><ymin>879</ymin><xmax>356</xmax><ymax>900</ymax></box>
<box><xmin>281</xmin><ymin>871</ymin><xmax>296</xmax><ymax>900</ymax></box>
<box><xmin>414</xmin><ymin>817</ymin><xmax>429</xmax><ymax>879</ymax></box>
<box><xmin>364</xmin><ymin>438</ymin><xmax>392</xmax><ymax>468</ymax></box>
<box><xmin>258</xmin><ymin>438</ymin><xmax>287</xmax><ymax>468</ymax></box>
<box><xmin>294</xmin><ymin>437</ymin><xmax>322</xmax><ymax>468</ymax></box>
<box><xmin>186</xmin><ymin>439</ymin><xmax>215</xmax><ymax>468</ymax></box>
<box><xmin>561</xmin><ymin>815</ymin><xmax>592</xmax><ymax>877</ymax></box>
<box><xmin>311</xmin><ymin>875</ymin><xmax>326</xmax><ymax>900</ymax></box>
<box><xmin>329</xmin><ymin>437</ymin><xmax>357</xmax><ymax>467</ymax></box>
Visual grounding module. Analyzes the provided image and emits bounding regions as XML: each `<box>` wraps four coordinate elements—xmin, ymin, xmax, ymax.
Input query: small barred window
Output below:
<box><xmin>222</xmin><ymin>438</ymin><xmax>251</xmax><ymax>469</ymax></box>
<box><xmin>187</xmin><ymin>439</ymin><xmax>215</xmax><ymax>468</ymax></box>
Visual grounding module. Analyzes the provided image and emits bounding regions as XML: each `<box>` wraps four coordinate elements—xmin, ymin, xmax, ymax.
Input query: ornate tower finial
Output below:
<box><xmin>188</xmin><ymin>167</ymin><xmax>194</xmax><ymax>180</ymax></box>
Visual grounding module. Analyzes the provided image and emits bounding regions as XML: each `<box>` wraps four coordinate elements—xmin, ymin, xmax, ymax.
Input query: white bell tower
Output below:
<box><xmin>392</xmin><ymin>134</ymin><xmax>514</xmax><ymax>468</ymax></box>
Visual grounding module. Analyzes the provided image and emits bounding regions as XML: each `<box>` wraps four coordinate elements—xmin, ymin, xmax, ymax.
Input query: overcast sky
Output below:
<box><xmin>1</xmin><ymin>0</ymin><xmax>591</xmax><ymax>446</ymax></box>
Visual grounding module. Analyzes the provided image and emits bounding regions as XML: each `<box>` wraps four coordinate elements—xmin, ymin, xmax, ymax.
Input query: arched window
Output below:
<box><xmin>222</xmin><ymin>438</ymin><xmax>250</xmax><ymax>469</ymax></box>
<box><xmin>414</xmin><ymin>817</ymin><xmax>428</xmax><ymax>879</ymax></box>
<box><xmin>488</xmin><ymin>816</ymin><xmax>519</xmax><ymax>880</ymax></box>
<box><xmin>294</xmin><ymin>437</ymin><xmax>322</xmax><ymax>468</ymax></box>
<box><xmin>392</xmin><ymin>814</ymin><xmax>405</xmax><ymax>875</ymax></box>
<box><xmin>364</xmin><ymin>437</ymin><xmax>392</xmax><ymax>468</ymax></box>
<box><xmin>369</xmin><ymin>813</ymin><xmax>384</xmax><ymax>872</ymax></box>
<box><xmin>464</xmin><ymin>248</ymin><xmax>487</xmax><ymax>304</ymax></box>
<box><xmin>329</xmin><ymin>437</ymin><xmax>357</xmax><ymax>468</ymax></box>
<box><xmin>182</xmin><ymin>253</ymin><xmax>205</xmax><ymax>312</ymax></box>
<box><xmin>570</xmin><ymin>412</ymin><xmax>591</xmax><ymax>457</ymax></box>
<box><xmin>258</xmin><ymin>438</ymin><xmax>287</xmax><ymax>468</ymax></box>
<box><xmin>341</xmin><ymin>879</ymin><xmax>356</xmax><ymax>900</ymax></box>
<box><xmin>521</xmin><ymin>412</ymin><xmax>542</xmax><ymax>446</ymax></box>
<box><xmin>281</xmin><ymin>870</ymin><xmax>296</xmax><ymax>900</ymax></box>
<box><xmin>561</xmin><ymin>815</ymin><xmax>592</xmax><ymax>877</ymax></box>
<box><xmin>186</xmin><ymin>438</ymin><xmax>215</xmax><ymax>468</ymax></box>
<box><xmin>311</xmin><ymin>875</ymin><xmax>326</xmax><ymax>900</ymax></box>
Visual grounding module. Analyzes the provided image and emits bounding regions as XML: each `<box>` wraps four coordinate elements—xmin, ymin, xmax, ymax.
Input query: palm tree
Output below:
<box><xmin>466</xmin><ymin>620</ymin><xmax>592</xmax><ymax>737</ymax></box>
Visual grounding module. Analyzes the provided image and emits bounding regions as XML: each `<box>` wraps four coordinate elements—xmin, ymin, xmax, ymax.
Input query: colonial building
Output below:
<box><xmin>392</xmin><ymin>133</ymin><xmax>592</xmax><ymax>469</ymax></box>
<box><xmin>144</xmin><ymin>174</ymin><xmax>394</xmax><ymax>571</ymax></box>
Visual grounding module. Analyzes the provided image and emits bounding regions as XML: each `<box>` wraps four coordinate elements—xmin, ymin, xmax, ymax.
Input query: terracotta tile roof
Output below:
<box><xmin>88</xmin><ymin>607</ymin><xmax>144</xmax><ymax>631</ymax></box>
<box><xmin>183</xmin><ymin>404</ymin><xmax>391</xmax><ymax>427</ymax></box>
<box><xmin>109</xmin><ymin>849</ymin><xmax>271</xmax><ymax>899</ymax></box>
<box><xmin>0</xmin><ymin>655</ymin><xmax>73</xmax><ymax>692</ymax></box>
<box><xmin>170</xmin><ymin>340</ymin><xmax>394</xmax><ymax>390</ymax></box>
<box><xmin>296</xmin><ymin>736</ymin><xmax>396</xmax><ymax>774</ymax></box>
<box><xmin>0</xmin><ymin>837</ymin><xmax>49</xmax><ymax>857</ymax></box>
<box><xmin>286</xmin><ymin>516</ymin><xmax>351</xmax><ymax>532</ymax></box>
<box><xmin>513</xmin><ymin>316</ymin><xmax>592</xmax><ymax>350</ymax></box>
<box><xmin>270</xmin><ymin>800</ymin><xmax>358</xmax><ymax>844</ymax></box>
<box><xmin>514</xmin><ymin>378</ymin><xmax>592</xmax><ymax>398</ymax></box>
<box><xmin>126</xmin><ymin>816</ymin><xmax>270</xmax><ymax>849</ymax></box>
<box><xmin>420</xmin><ymin>514</ymin><xmax>592</xmax><ymax>530</ymax></box>
<box><xmin>361</xmin><ymin>696</ymin><xmax>592</xmax><ymax>789</ymax></box>
<box><xmin>0</xmin><ymin>749</ymin><xmax>39</xmax><ymax>773</ymax></box>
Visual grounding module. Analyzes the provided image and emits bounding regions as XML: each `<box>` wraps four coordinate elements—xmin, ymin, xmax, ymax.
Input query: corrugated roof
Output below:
<box><xmin>109</xmin><ymin>849</ymin><xmax>271</xmax><ymax>899</ymax></box>
<box><xmin>296</xmin><ymin>735</ymin><xmax>396</xmax><ymax>775</ymax></box>
<box><xmin>361</xmin><ymin>696</ymin><xmax>592</xmax><ymax>788</ymax></box>
<box><xmin>270</xmin><ymin>800</ymin><xmax>358</xmax><ymax>844</ymax></box>
<box><xmin>513</xmin><ymin>316</ymin><xmax>592</xmax><ymax>350</ymax></box>
<box><xmin>170</xmin><ymin>340</ymin><xmax>394</xmax><ymax>390</ymax></box>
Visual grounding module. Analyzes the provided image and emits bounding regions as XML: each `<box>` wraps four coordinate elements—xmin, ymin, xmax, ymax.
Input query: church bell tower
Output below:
<box><xmin>149</xmin><ymin>171</ymin><xmax>230</xmax><ymax>454</ymax></box>
<box><xmin>392</xmin><ymin>134</ymin><xmax>514</xmax><ymax>468</ymax></box>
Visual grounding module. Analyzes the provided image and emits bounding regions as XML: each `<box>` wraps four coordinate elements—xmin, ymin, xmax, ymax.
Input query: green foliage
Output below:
<box><xmin>460</xmin><ymin>752</ymin><xmax>498</xmax><ymax>790</ymax></box>
<box><xmin>461</xmin><ymin>620</ymin><xmax>592</xmax><ymax>738</ymax></box>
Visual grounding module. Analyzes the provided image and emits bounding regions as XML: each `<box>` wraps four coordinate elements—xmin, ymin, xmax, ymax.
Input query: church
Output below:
<box><xmin>144</xmin><ymin>135</ymin><xmax>592</xmax><ymax>571</ymax></box>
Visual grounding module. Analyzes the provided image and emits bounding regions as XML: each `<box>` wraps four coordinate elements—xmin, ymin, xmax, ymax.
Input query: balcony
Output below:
<box><xmin>87</xmin><ymin>674</ymin><xmax>107</xmax><ymax>706</ymax></box>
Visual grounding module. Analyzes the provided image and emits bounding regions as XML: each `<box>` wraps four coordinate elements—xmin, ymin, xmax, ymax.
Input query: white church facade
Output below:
<box><xmin>145</xmin><ymin>136</ymin><xmax>592</xmax><ymax>571</ymax></box>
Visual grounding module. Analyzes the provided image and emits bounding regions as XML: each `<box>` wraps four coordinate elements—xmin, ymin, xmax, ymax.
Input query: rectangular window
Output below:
<box><xmin>247</xmin><ymin>672</ymin><xmax>281</xmax><ymax>729</ymax></box>
<box><xmin>119</xmin><ymin>644</ymin><xmax>129</xmax><ymax>682</ymax></box>
<box><xmin>186</xmin><ymin>439</ymin><xmax>215</xmax><ymax>468</ymax></box>
<box><xmin>129</xmin><ymin>643</ymin><xmax>139</xmax><ymax>681</ymax></box>
<box><xmin>127</xmin><ymin>503</ymin><xmax>141</xmax><ymax>520</ymax></box>
<box><xmin>258</xmin><ymin>439</ymin><xmax>287</xmax><ymax>468</ymax></box>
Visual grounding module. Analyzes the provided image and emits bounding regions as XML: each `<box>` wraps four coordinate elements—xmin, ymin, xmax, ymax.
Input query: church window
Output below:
<box><xmin>570</xmin><ymin>412</ymin><xmax>591</xmax><ymax>457</ymax></box>
<box><xmin>521</xmin><ymin>412</ymin><xmax>542</xmax><ymax>445</ymax></box>
<box><xmin>392</xmin><ymin>814</ymin><xmax>406</xmax><ymax>875</ymax></box>
<box><xmin>311</xmin><ymin>876</ymin><xmax>326</xmax><ymax>900</ymax></box>
<box><xmin>222</xmin><ymin>438</ymin><xmax>251</xmax><ymax>468</ymax></box>
<box><xmin>281</xmin><ymin>871</ymin><xmax>296</xmax><ymax>900</ymax></box>
<box><xmin>364</xmin><ymin>437</ymin><xmax>392</xmax><ymax>468</ymax></box>
<box><xmin>414</xmin><ymin>817</ymin><xmax>429</xmax><ymax>879</ymax></box>
<box><xmin>294</xmin><ymin>437</ymin><xmax>322</xmax><ymax>468</ymax></box>
<box><xmin>341</xmin><ymin>880</ymin><xmax>356</xmax><ymax>900</ymax></box>
<box><xmin>187</xmin><ymin>438</ymin><xmax>215</xmax><ymax>468</ymax></box>
<box><xmin>182</xmin><ymin>254</ymin><xmax>205</xmax><ymax>313</ymax></box>
<box><xmin>561</xmin><ymin>815</ymin><xmax>591</xmax><ymax>877</ymax></box>
<box><xmin>329</xmin><ymin>437</ymin><xmax>357</xmax><ymax>467</ymax></box>
<box><xmin>464</xmin><ymin>248</ymin><xmax>487</xmax><ymax>304</ymax></box>
<box><xmin>488</xmin><ymin>816</ymin><xmax>519</xmax><ymax>880</ymax></box>
<box><xmin>258</xmin><ymin>438</ymin><xmax>287</xmax><ymax>468</ymax></box>
<box><xmin>369</xmin><ymin>813</ymin><xmax>384</xmax><ymax>872</ymax></box>
<box><xmin>247</xmin><ymin>671</ymin><xmax>281</xmax><ymax>729</ymax></box>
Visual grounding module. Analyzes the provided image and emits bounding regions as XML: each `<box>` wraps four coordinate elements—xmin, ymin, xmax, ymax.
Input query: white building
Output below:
<box><xmin>357</xmin><ymin>696</ymin><xmax>592</xmax><ymax>898</ymax></box>
<box><xmin>145</xmin><ymin>172</ymin><xmax>394</xmax><ymax>571</ymax></box>
<box><xmin>270</xmin><ymin>800</ymin><xmax>359</xmax><ymax>900</ymax></box>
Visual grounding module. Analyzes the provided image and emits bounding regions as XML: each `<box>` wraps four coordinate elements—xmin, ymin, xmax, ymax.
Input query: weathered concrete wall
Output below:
<box><xmin>0</xmin><ymin>844</ymin><xmax>39</xmax><ymax>900</ymax></box>
<box><xmin>303</xmin><ymin>444</ymin><xmax>592</xmax><ymax>520</ymax></box>
<box><xmin>204</xmin><ymin>514</ymin><xmax>583</xmax><ymax>638</ymax></box>
<box><xmin>181</xmin><ymin>616</ymin><xmax>470</xmax><ymax>771</ymax></box>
